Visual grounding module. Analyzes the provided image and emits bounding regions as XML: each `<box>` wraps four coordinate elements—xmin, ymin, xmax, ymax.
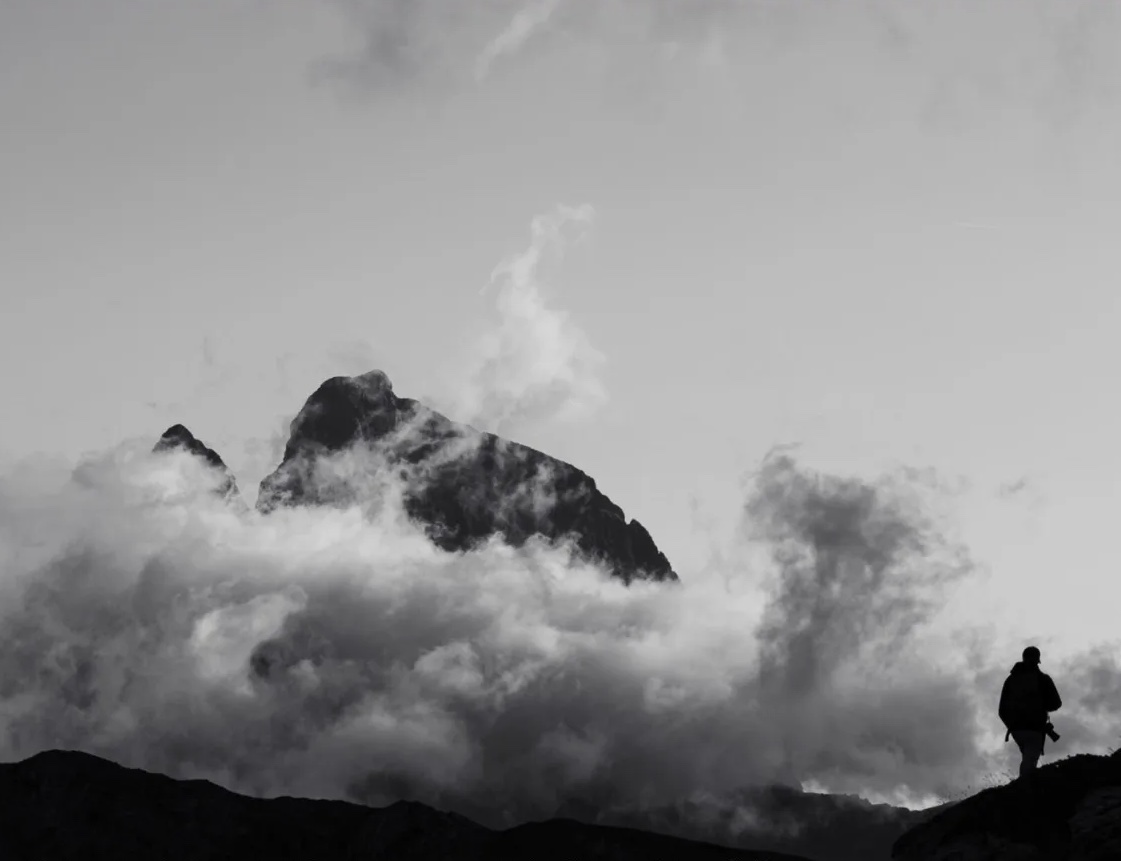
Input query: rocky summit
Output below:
<box><xmin>254</xmin><ymin>370</ymin><xmax>676</xmax><ymax>583</ymax></box>
<box><xmin>153</xmin><ymin>423</ymin><xmax>244</xmax><ymax>508</ymax></box>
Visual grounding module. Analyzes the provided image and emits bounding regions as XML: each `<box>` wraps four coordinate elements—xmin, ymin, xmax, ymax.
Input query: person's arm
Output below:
<box><xmin>998</xmin><ymin>678</ymin><xmax>1009</xmax><ymax>725</ymax></box>
<box><xmin>1044</xmin><ymin>675</ymin><xmax>1062</xmax><ymax>712</ymax></box>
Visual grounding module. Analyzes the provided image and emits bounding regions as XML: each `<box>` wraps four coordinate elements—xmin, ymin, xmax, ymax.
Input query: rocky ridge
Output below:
<box><xmin>160</xmin><ymin>370</ymin><xmax>675</xmax><ymax>583</ymax></box>
<box><xmin>891</xmin><ymin>749</ymin><xmax>1121</xmax><ymax>860</ymax></box>
<box><xmin>152</xmin><ymin>423</ymin><xmax>244</xmax><ymax>508</ymax></box>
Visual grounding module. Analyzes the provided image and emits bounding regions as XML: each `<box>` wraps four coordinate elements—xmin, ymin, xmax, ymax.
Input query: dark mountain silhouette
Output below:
<box><xmin>575</xmin><ymin>784</ymin><xmax>939</xmax><ymax>861</ymax></box>
<box><xmin>0</xmin><ymin>750</ymin><xmax>810</xmax><ymax>861</ymax></box>
<box><xmin>892</xmin><ymin>748</ymin><xmax>1121</xmax><ymax>860</ymax></box>
<box><xmin>255</xmin><ymin>370</ymin><xmax>676</xmax><ymax>583</ymax></box>
<box><xmin>12</xmin><ymin>749</ymin><xmax>1121</xmax><ymax>861</ymax></box>
<box><xmin>152</xmin><ymin>423</ymin><xmax>244</xmax><ymax>508</ymax></box>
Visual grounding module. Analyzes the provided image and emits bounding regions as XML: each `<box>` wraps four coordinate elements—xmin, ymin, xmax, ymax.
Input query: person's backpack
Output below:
<box><xmin>1001</xmin><ymin>670</ymin><xmax>1043</xmax><ymax>729</ymax></box>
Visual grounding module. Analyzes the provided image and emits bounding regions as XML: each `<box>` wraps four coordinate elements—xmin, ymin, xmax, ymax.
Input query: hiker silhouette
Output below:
<box><xmin>998</xmin><ymin>646</ymin><xmax>1062</xmax><ymax>778</ymax></box>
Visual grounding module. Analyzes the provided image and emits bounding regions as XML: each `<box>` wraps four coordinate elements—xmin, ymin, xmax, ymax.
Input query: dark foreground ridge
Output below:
<box><xmin>892</xmin><ymin>748</ymin><xmax>1121</xmax><ymax>860</ymax></box>
<box><xmin>587</xmin><ymin>785</ymin><xmax>936</xmax><ymax>861</ymax></box>
<box><xmin>254</xmin><ymin>369</ymin><xmax>676</xmax><ymax>582</ymax></box>
<box><xmin>0</xmin><ymin>750</ymin><xmax>807</xmax><ymax>861</ymax></box>
<box><xmin>153</xmin><ymin>423</ymin><xmax>245</xmax><ymax>508</ymax></box>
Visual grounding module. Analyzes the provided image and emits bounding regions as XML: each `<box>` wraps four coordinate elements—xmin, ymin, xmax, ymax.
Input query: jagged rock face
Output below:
<box><xmin>153</xmin><ymin>424</ymin><xmax>244</xmax><ymax>508</ymax></box>
<box><xmin>891</xmin><ymin>750</ymin><xmax>1121</xmax><ymax>861</ymax></box>
<box><xmin>257</xmin><ymin>370</ymin><xmax>676</xmax><ymax>583</ymax></box>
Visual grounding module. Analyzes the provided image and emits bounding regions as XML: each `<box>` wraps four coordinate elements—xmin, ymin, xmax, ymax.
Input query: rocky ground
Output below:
<box><xmin>892</xmin><ymin>749</ymin><xmax>1121</xmax><ymax>860</ymax></box>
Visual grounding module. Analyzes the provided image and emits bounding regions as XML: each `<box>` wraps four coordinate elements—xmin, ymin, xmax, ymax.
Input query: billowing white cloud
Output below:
<box><xmin>7</xmin><ymin>423</ymin><xmax>1107</xmax><ymax>837</ymax></box>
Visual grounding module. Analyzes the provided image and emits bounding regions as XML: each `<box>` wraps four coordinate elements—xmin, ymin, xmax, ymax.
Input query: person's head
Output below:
<box><xmin>1023</xmin><ymin>646</ymin><xmax>1041</xmax><ymax>665</ymax></box>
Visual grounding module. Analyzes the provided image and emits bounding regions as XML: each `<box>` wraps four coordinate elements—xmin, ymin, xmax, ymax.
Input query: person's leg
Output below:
<box><xmin>1011</xmin><ymin>730</ymin><xmax>1045</xmax><ymax>777</ymax></box>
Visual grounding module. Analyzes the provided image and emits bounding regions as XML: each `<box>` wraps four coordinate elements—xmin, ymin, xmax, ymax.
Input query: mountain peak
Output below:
<box><xmin>153</xmin><ymin>424</ymin><xmax>244</xmax><ymax>507</ymax></box>
<box><xmin>258</xmin><ymin>370</ymin><xmax>677</xmax><ymax>583</ymax></box>
<box><xmin>354</xmin><ymin>368</ymin><xmax>394</xmax><ymax>396</ymax></box>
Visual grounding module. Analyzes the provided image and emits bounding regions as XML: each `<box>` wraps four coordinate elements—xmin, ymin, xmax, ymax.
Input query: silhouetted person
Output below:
<box><xmin>999</xmin><ymin>646</ymin><xmax>1062</xmax><ymax>778</ymax></box>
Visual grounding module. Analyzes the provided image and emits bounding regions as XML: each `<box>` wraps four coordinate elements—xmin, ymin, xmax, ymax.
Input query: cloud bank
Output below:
<box><xmin>0</xmin><ymin>437</ymin><xmax>982</xmax><ymax>827</ymax></box>
<box><xmin>2</xmin><ymin>204</ymin><xmax>1119</xmax><ymax>841</ymax></box>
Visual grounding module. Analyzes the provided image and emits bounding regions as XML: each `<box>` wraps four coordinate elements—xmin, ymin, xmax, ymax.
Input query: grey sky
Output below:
<box><xmin>3</xmin><ymin>0</ymin><xmax>1121</xmax><ymax>815</ymax></box>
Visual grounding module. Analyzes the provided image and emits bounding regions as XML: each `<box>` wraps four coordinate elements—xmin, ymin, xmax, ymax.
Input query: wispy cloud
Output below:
<box><xmin>474</xmin><ymin>0</ymin><xmax>563</xmax><ymax>81</ymax></box>
<box><xmin>318</xmin><ymin>0</ymin><xmax>1121</xmax><ymax>136</ymax></box>
<box><xmin>454</xmin><ymin>204</ymin><xmax>606</xmax><ymax>438</ymax></box>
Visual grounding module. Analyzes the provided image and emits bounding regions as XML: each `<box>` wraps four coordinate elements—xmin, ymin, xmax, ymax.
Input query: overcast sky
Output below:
<box><xmin>3</xmin><ymin>0</ymin><xmax>1121</xmax><ymax>817</ymax></box>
